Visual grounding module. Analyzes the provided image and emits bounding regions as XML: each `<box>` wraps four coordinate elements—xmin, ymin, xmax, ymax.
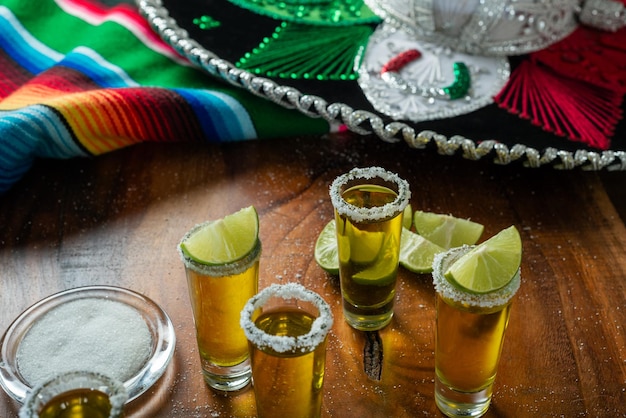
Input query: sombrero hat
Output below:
<box><xmin>139</xmin><ymin>0</ymin><xmax>626</xmax><ymax>169</ymax></box>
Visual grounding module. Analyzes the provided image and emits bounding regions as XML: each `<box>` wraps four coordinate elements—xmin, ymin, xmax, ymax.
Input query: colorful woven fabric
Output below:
<box><xmin>0</xmin><ymin>0</ymin><xmax>329</xmax><ymax>194</ymax></box>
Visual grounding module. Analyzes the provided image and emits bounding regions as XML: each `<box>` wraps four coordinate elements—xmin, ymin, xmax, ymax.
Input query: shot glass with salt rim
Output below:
<box><xmin>240</xmin><ymin>283</ymin><xmax>333</xmax><ymax>418</ymax></box>
<box><xmin>19</xmin><ymin>370</ymin><xmax>127</xmax><ymax>418</ymax></box>
<box><xmin>179</xmin><ymin>228</ymin><xmax>261</xmax><ymax>392</ymax></box>
<box><xmin>329</xmin><ymin>166</ymin><xmax>410</xmax><ymax>331</ymax></box>
<box><xmin>432</xmin><ymin>246</ymin><xmax>521</xmax><ymax>417</ymax></box>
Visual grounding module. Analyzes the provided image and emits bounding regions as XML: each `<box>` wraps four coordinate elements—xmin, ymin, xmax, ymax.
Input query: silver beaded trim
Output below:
<box><xmin>136</xmin><ymin>0</ymin><xmax>626</xmax><ymax>171</ymax></box>
<box><xmin>579</xmin><ymin>0</ymin><xmax>626</xmax><ymax>32</ymax></box>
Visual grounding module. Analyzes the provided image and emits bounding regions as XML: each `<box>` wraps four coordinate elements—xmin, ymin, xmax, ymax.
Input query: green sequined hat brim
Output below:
<box><xmin>226</xmin><ymin>0</ymin><xmax>380</xmax><ymax>26</ymax></box>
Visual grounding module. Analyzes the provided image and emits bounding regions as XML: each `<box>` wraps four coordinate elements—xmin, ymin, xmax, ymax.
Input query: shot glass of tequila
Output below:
<box><xmin>329</xmin><ymin>166</ymin><xmax>410</xmax><ymax>330</ymax></box>
<box><xmin>179</xmin><ymin>222</ymin><xmax>261</xmax><ymax>392</ymax></box>
<box><xmin>240</xmin><ymin>283</ymin><xmax>333</xmax><ymax>418</ymax></box>
<box><xmin>19</xmin><ymin>370</ymin><xmax>127</xmax><ymax>418</ymax></box>
<box><xmin>432</xmin><ymin>246</ymin><xmax>521</xmax><ymax>417</ymax></box>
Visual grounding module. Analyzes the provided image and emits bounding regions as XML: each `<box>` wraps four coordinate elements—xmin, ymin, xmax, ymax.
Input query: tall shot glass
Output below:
<box><xmin>329</xmin><ymin>166</ymin><xmax>410</xmax><ymax>330</ymax></box>
<box><xmin>178</xmin><ymin>226</ymin><xmax>261</xmax><ymax>392</ymax></box>
<box><xmin>240</xmin><ymin>283</ymin><xmax>333</xmax><ymax>418</ymax></box>
<box><xmin>432</xmin><ymin>246</ymin><xmax>521</xmax><ymax>417</ymax></box>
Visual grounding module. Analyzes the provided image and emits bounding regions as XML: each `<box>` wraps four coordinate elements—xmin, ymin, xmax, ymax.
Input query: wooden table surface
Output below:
<box><xmin>0</xmin><ymin>133</ymin><xmax>624</xmax><ymax>417</ymax></box>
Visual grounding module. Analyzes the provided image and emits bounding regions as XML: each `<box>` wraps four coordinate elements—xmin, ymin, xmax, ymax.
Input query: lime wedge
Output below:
<box><xmin>413</xmin><ymin>210</ymin><xmax>484</xmax><ymax>249</ymax></box>
<box><xmin>444</xmin><ymin>226</ymin><xmax>522</xmax><ymax>294</ymax></box>
<box><xmin>345</xmin><ymin>224</ymin><xmax>384</xmax><ymax>264</ymax></box>
<box><xmin>352</xmin><ymin>234</ymin><xmax>398</xmax><ymax>286</ymax></box>
<box><xmin>180</xmin><ymin>206</ymin><xmax>259</xmax><ymax>265</ymax></box>
<box><xmin>399</xmin><ymin>228</ymin><xmax>445</xmax><ymax>273</ymax></box>
<box><xmin>314</xmin><ymin>218</ymin><xmax>383</xmax><ymax>273</ymax></box>
<box><xmin>402</xmin><ymin>203</ymin><xmax>413</xmax><ymax>230</ymax></box>
<box><xmin>352</xmin><ymin>262</ymin><xmax>396</xmax><ymax>286</ymax></box>
<box><xmin>314</xmin><ymin>220</ymin><xmax>339</xmax><ymax>275</ymax></box>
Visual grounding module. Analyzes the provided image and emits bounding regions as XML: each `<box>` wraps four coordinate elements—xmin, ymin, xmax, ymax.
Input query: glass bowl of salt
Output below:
<box><xmin>0</xmin><ymin>285</ymin><xmax>176</xmax><ymax>404</ymax></box>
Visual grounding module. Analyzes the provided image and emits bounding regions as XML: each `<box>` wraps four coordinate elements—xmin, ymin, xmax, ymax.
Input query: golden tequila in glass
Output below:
<box><xmin>432</xmin><ymin>246</ymin><xmax>520</xmax><ymax>417</ymax></box>
<box><xmin>179</xmin><ymin>224</ymin><xmax>261</xmax><ymax>391</ymax></box>
<box><xmin>20</xmin><ymin>371</ymin><xmax>127</xmax><ymax>418</ymax></box>
<box><xmin>240</xmin><ymin>283</ymin><xmax>333</xmax><ymax>418</ymax></box>
<box><xmin>329</xmin><ymin>167</ymin><xmax>410</xmax><ymax>330</ymax></box>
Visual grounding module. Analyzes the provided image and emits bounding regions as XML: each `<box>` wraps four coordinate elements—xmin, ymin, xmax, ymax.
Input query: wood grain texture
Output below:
<box><xmin>0</xmin><ymin>134</ymin><xmax>624</xmax><ymax>417</ymax></box>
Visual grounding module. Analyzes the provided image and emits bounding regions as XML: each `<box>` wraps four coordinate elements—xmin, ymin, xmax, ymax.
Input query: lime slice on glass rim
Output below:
<box><xmin>314</xmin><ymin>219</ymin><xmax>339</xmax><ymax>275</ymax></box>
<box><xmin>399</xmin><ymin>228</ymin><xmax>445</xmax><ymax>273</ymax></box>
<box><xmin>444</xmin><ymin>225</ymin><xmax>522</xmax><ymax>294</ymax></box>
<box><xmin>413</xmin><ymin>210</ymin><xmax>484</xmax><ymax>249</ymax></box>
<box><xmin>180</xmin><ymin>206</ymin><xmax>259</xmax><ymax>265</ymax></box>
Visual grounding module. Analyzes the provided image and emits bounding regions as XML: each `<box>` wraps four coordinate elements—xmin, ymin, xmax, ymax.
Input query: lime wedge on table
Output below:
<box><xmin>399</xmin><ymin>228</ymin><xmax>445</xmax><ymax>273</ymax></box>
<box><xmin>444</xmin><ymin>225</ymin><xmax>522</xmax><ymax>294</ymax></box>
<box><xmin>314</xmin><ymin>219</ymin><xmax>339</xmax><ymax>275</ymax></box>
<box><xmin>413</xmin><ymin>210</ymin><xmax>484</xmax><ymax>249</ymax></box>
<box><xmin>180</xmin><ymin>206</ymin><xmax>259</xmax><ymax>265</ymax></box>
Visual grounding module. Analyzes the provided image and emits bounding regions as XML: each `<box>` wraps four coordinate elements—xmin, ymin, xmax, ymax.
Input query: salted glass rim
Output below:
<box><xmin>432</xmin><ymin>246</ymin><xmax>521</xmax><ymax>308</ymax></box>
<box><xmin>240</xmin><ymin>283</ymin><xmax>333</xmax><ymax>354</ymax></box>
<box><xmin>19</xmin><ymin>370</ymin><xmax>127</xmax><ymax>418</ymax></box>
<box><xmin>329</xmin><ymin>166</ymin><xmax>411</xmax><ymax>223</ymax></box>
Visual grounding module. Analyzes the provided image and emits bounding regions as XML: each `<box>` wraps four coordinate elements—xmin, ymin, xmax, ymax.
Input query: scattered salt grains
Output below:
<box><xmin>17</xmin><ymin>298</ymin><xmax>152</xmax><ymax>386</ymax></box>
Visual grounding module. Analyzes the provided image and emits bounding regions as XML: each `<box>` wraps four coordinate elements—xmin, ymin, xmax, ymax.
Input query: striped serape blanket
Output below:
<box><xmin>0</xmin><ymin>0</ymin><xmax>329</xmax><ymax>194</ymax></box>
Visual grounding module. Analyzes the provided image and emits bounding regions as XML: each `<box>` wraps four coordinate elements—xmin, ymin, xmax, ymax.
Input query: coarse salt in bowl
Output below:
<box><xmin>0</xmin><ymin>285</ymin><xmax>176</xmax><ymax>404</ymax></box>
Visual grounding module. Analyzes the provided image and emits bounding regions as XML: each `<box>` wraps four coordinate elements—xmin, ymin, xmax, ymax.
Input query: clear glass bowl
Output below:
<box><xmin>0</xmin><ymin>286</ymin><xmax>176</xmax><ymax>404</ymax></box>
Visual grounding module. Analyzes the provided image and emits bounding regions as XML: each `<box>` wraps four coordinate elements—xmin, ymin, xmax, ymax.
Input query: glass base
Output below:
<box><xmin>201</xmin><ymin>359</ymin><xmax>251</xmax><ymax>392</ymax></box>
<box><xmin>435</xmin><ymin>375</ymin><xmax>492</xmax><ymax>418</ymax></box>
<box><xmin>343</xmin><ymin>306</ymin><xmax>393</xmax><ymax>331</ymax></box>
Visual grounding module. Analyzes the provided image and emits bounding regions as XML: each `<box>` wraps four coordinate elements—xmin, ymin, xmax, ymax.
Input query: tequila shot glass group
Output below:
<box><xmin>329</xmin><ymin>166</ymin><xmax>519</xmax><ymax>417</ymax></box>
<box><xmin>179</xmin><ymin>166</ymin><xmax>519</xmax><ymax>418</ymax></box>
